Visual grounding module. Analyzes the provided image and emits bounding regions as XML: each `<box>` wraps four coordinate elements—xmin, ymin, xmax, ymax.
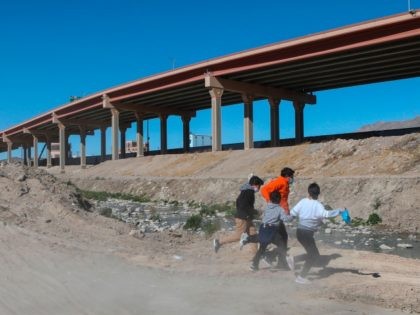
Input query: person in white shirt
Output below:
<box><xmin>287</xmin><ymin>182</ymin><xmax>345</xmax><ymax>284</ymax></box>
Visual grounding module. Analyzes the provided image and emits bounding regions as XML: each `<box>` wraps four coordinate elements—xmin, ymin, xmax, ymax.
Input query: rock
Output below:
<box><xmin>379</xmin><ymin>244</ymin><xmax>393</xmax><ymax>250</ymax></box>
<box><xmin>334</xmin><ymin>241</ymin><xmax>342</xmax><ymax>245</ymax></box>
<box><xmin>17</xmin><ymin>174</ymin><xmax>27</xmax><ymax>182</ymax></box>
<box><xmin>397</xmin><ymin>243</ymin><xmax>413</xmax><ymax>249</ymax></box>
<box><xmin>129</xmin><ymin>229</ymin><xmax>145</xmax><ymax>239</ymax></box>
<box><xmin>169</xmin><ymin>232</ymin><xmax>182</xmax><ymax>238</ymax></box>
<box><xmin>324</xmin><ymin>228</ymin><xmax>332</xmax><ymax>234</ymax></box>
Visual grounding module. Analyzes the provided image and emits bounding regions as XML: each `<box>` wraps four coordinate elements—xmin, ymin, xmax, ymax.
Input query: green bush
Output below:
<box><xmin>199</xmin><ymin>202</ymin><xmax>235</xmax><ymax>217</ymax></box>
<box><xmin>202</xmin><ymin>221</ymin><xmax>220</xmax><ymax>236</ymax></box>
<box><xmin>149</xmin><ymin>213</ymin><xmax>162</xmax><ymax>222</ymax></box>
<box><xmin>187</xmin><ymin>200</ymin><xmax>200</xmax><ymax>209</ymax></box>
<box><xmin>366</xmin><ymin>213</ymin><xmax>382</xmax><ymax>225</ymax></box>
<box><xmin>99</xmin><ymin>207</ymin><xmax>113</xmax><ymax>218</ymax></box>
<box><xmin>351</xmin><ymin>217</ymin><xmax>365</xmax><ymax>227</ymax></box>
<box><xmin>199</xmin><ymin>204</ymin><xmax>217</xmax><ymax>216</ymax></box>
<box><xmin>169</xmin><ymin>200</ymin><xmax>180</xmax><ymax>206</ymax></box>
<box><xmin>183</xmin><ymin>214</ymin><xmax>203</xmax><ymax>231</ymax></box>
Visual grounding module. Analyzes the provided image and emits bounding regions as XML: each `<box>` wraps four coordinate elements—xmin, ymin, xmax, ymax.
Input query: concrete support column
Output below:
<box><xmin>33</xmin><ymin>136</ymin><xmax>39</xmax><ymax>168</ymax></box>
<box><xmin>22</xmin><ymin>145</ymin><xmax>28</xmax><ymax>166</ymax></box>
<box><xmin>7</xmin><ymin>142</ymin><xmax>12</xmax><ymax>164</ymax></box>
<box><xmin>58</xmin><ymin>123</ymin><xmax>66</xmax><ymax>173</ymax></box>
<box><xmin>65</xmin><ymin>132</ymin><xmax>71</xmax><ymax>161</ymax></box>
<box><xmin>181</xmin><ymin>115</ymin><xmax>191</xmax><ymax>153</ymax></box>
<box><xmin>111</xmin><ymin>108</ymin><xmax>120</xmax><ymax>160</ymax></box>
<box><xmin>79</xmin><ymin>126</ymin><xmax>87</xmax><ymax>169</ymax></box>
<box><xmin>242</xmin><ymin>94</ymin><xmax>254</xmax><ymax>150</ymax></box>
<box><xmin>46</xmin><ymin>137</ymin><xmax>52</xmax><ymax>168</ymax></box>
<box><xmin>100</xmin><ymin>126</ymin><xmax>107</xmax><ymax>162</ymax></box>
<box><xmin>120</xmin><ymin>126</ymin><xmax>127</xmax><ymax>158</ymax></box>
<box><xmin>159</xmin><ymin>114</ymin><xmax>168</xmax><ymax>154</ymax></box>
<box><xmin>268</xmin><ymin>98</ymin><xmax>280</xmax><ymax>147</ymax></box>
<box><xmin>293</xmin><ymin>101</ymin><xmax>305</xmax><ymax>144</ymax></box>
<box><xmin>209</xmin><ymin>87</ymin><xmax>223</xmax><ymax>152</ymax></box>
<box><xmin>27</xmin><ymin>146</ymin><xmax>32</xmax><ymax>167</ymax></box>
<box><xmin>135</xmin><ymin>113</ymin><xmax>144</xmax><ymax>157</ymax></box>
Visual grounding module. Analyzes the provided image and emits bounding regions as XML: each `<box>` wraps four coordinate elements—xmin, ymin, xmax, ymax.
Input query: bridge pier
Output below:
<box><xmin>79</xmin><ymin>126</ymin><xmax>87</xmax><ymax>169</ymax></box>
<box><xmin>209</xmin><ymin>87</ymin><xmax>223</xmax><ymax>152</ymax></box>
<box><xmin>160</xmin><ymin>114</ymin><xmax>168</xmax><ymax>154</ymax></box>
<box><xmin>268</xmin><ymin>98</ymin><xmax>280</xmax><ymax>147</ymax></box>
<box><xmin>100</xmin><ymin>126</ymin><xmax>107</xmax><ymax>162</ymax></box>
<box><xmin>293</xmin><ymin>101</ymin><xmax>305</xmax><ymax>144</ymax></box>
<box><xmin>135</xmin><ymin>113</ymin><xmax>144</xmax><ymax>157</ymax></box>
<box><xmin>242</xmin><ymin>94</ymin><xmax>254</xmax><ymax>150</ymax></box>
<box><xmin>182</xmin><ymin>115</ymin><xmax>191</xmax><ymax>153</ymax></box>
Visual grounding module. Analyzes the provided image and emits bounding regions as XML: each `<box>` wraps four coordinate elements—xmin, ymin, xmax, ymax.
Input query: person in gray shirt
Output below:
<box><xmin>250</xmin><ymin>190</ymin><xmax>293</xmax><ymax>271</ymax></box>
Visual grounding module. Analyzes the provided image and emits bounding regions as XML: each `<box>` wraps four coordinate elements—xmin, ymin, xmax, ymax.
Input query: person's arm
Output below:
<box><xmin>290</xmin><ymin>199</ymin><xmax>302</xmax><ymax>217</ymax></box>
<box><xmin>260</xmin><ymin>184</ymin><xmax>270</xmax><ymax>202</ymax></box>
<box><xmin>244</xmin><ymin>190</ymin><xmax>257</xmax><ymax>218</ymax></box>
<box><xmin>317</xmin><ymin>202</ymin><xmax>342</xmax><ymax>218</ymax></box>
<box><xmin>279</xmin><ymin>208</ymin><xmax>294</xmax><ymax>223</ymax></box>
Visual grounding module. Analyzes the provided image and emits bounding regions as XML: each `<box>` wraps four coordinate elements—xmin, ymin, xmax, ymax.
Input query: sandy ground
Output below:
<box><xmin>1</xmin><ymin>199</ymin><xmax>419</xmax><ymax>315</ymax></box>
<box><xmin>1</xmin><ymin>221</ymin><xmax>419</xmax><ymax>315</ymax></box>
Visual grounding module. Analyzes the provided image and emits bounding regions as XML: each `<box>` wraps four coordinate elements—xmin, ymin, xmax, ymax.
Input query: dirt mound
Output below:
<box><xmin>358</xmin><ymin>116</ymin><xmax>420</xmax><ymax>131</ymax></box>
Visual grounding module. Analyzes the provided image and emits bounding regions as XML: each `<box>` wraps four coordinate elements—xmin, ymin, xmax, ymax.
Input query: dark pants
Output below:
<box><xmin>252</xmin><ymin>224</ymin><xmax>288</xmax><ymax>268</ymax></box>
<box><xmin>295</xmin><ymin>228</ymin><xmax>320</xmax><ymax>277</ymax></box>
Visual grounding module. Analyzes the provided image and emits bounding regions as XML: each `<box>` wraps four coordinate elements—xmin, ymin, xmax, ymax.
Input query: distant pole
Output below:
<box><xmin>408</xmin><ymin>0</ymin><xmax>411</xmax><ymax>11</ymax></box>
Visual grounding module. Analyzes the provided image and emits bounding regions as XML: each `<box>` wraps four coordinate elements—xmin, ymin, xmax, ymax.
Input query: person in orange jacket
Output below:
<box><xmin>260</xmin><ymin>167</ymin><xmax>295</xmax><ymax>263</ymax></box>
<box><xmin>260</xmin><ymin>167</ymin><xmax>295</xmax><ymax>214</ymax></box>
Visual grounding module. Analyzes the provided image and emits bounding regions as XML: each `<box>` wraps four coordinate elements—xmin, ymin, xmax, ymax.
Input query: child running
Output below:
<box><xmin>250</xmin><ymin>190</ymin><xmax>293</xmax><ymax>271</ymax></box>
<box><xmin>213</xmin><ymin>175</ymin><xmax>264</xmax><ymax>254</ymax></box>
<box><xmin>287</xmin><ymin>182</ymin><xmax>345</xmax><ymax>284</ymax></box>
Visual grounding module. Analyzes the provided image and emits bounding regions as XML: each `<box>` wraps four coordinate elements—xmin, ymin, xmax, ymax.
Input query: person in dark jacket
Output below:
<box><xmin>213</xmin><ymin>175</ymin><xmax>264</xmax><ymax>254</ymax></box>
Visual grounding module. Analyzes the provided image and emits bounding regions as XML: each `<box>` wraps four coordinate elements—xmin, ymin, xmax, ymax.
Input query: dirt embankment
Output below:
<box><xmin>55</xmin><ymin>133</ymin><xmax>420</xmax><ymax>233</ymax></box>
<box><xmin>0</xmin><ymin>147</ymin><xmax>419</xmax><ymax>314</ymax></box>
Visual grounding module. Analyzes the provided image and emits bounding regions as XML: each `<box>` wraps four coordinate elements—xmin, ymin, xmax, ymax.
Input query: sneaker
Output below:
<box><xmin>249</xmin><ymin>264</ymin><xmax>259</xmax><ymax>272</ymax></box>
<box><xmin>286</xmin><ymin>256</ymin><xmax>295</xmax><ymax>271</ymax></box>
<box><xmin>295</xmin><ymin>275</ymin><xmax>311</xmax><ymax>284</ymax></box>
<box><xmin>261</xmin><ymin>252</ymin><xmax>275</xmax><ymax>267</ymax></box>
<box><xmin>213</xmin><ymin>239</ymin><xmax>221</xmax><ymax>253</ymax></box>
<box><xmin>239</xmin><ymin>232</ymin><xmax>249</xmax><ymax>250</ymax></box>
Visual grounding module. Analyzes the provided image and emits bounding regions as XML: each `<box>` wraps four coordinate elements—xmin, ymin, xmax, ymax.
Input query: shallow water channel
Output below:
<box><xmin>98</xmin><ymin>199</ymin><xmax>420</xmax><ymax>260</ymax></box>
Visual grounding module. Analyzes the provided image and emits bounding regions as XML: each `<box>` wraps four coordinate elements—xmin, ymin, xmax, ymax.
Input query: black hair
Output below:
<box><xmin>249</xmin><ymin>176</ymin><xmax>264</xmax><ymax>187</ymax></box>
<box><xmin>281</xmin><ymin>167</ymin><xmax>295</xmax><ymax>178</ymax></box>
<box><xmin>269</xmin><ymin>190</ymin><xmax>281</xmax><ymax>204</ymax></box>
<box><xmin>308</xmin><ymin>182</ymin><xmax>320</xmax><ymax>199</ymax></box>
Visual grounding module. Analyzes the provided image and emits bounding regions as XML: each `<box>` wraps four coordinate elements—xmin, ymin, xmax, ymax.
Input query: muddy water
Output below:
<box><xmin>313</xmin><ymin>227</ymin><xmax>420</xmax><ymax>259</ymax></box>
<box><xmin>99</xmin><ymin>200</ymin><xmax>420</xmax><ymax>260</ymax></box>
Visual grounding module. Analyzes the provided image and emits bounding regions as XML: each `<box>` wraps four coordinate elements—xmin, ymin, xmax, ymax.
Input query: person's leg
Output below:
<box><xmin>278</xmin><ymin>221</ymin><xmax>288</xmax><ymax>250</ymax></box>
<box><xmin>275</xmin><ymin>223</ymin><xmax>289</xmax><ymax>268</ymax></box>
<box><xmin>296</xmin><ymin>228</ymin><xmax>319</xmax><ymax>278</ymax></box>
<box><xmin>219</xmin><ymin>218</ymin><xmax>246</xmax><ymax>245</ymax></box>
<box><xmin>246</xmin><ymin>219</ymin><xmax>258</xmax><ymax>254</ymax></box>
<box><xmin>272</xmin><ymin>232</ymin><xmax>288</xmax><ymax>268</ymax></box>
<box><xmin>251</xmin><ymin>242</ymin><xmax>268</xmax><ymax>270</ymax></box>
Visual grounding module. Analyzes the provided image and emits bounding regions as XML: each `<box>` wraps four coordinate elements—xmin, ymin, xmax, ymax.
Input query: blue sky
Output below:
<box><xmin>1</xmin><ymin>0</ymin><xmax>419</xmax><ymax>157</ymax></box>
